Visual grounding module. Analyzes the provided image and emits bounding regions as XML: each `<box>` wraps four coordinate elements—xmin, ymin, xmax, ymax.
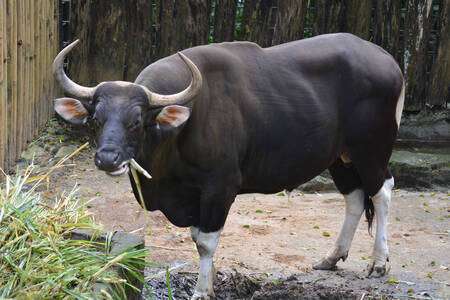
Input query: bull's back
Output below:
<box><xmin>136</xmin><ymin>34</ymin><xmax>403</xmax><ymax>194</ymax></box>
<box><xmin>232</xmin><ymin>34</ymin><xmax>403</xmax><ymax>193</ymax></box>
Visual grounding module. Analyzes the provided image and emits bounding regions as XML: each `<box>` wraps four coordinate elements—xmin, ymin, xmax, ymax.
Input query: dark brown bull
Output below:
<box><xmin>53</xmin><ymin>33</ymin><xmax>404</xmax><ymax>299</ymax></box>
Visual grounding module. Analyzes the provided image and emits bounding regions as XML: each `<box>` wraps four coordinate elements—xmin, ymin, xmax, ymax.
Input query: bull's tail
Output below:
<box><xmin>364</xmin><ymin>191</ymin><xmax>375</xmax><ymax>235</ymax></box>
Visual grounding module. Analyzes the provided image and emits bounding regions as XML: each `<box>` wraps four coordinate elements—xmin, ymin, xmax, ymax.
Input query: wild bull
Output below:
<box><xmin>53</xmin><ymin>33</ymin><xmax>405</xmax><ymax>299</ymax></box>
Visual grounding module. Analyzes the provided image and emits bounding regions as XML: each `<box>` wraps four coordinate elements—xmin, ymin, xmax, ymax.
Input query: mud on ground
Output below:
<box><xmin>12</xmin><ymin>119</ymin><xmax>450</xmax><ymax>299</ymax></box>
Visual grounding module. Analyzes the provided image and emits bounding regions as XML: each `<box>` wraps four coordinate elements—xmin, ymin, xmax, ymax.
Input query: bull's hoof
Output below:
<box><xmin>312</xmin><ymin>257</ymin><xmax>338</xmax><ymax>270</ymax></box>
<box><xmin>367</xmin><ymin>261</ymin><xmax>388</xmax><ymax>277</ymax></box>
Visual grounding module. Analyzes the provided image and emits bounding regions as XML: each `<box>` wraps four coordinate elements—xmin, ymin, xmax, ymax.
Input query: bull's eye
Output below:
<box><xmin>129</xmin><ymin>119</ymin><xmax>141</xmax><ymax>130</ymax></box>
<box><xmin>92</xmin><ymin>116</ymin><xmax>100</xmax><ymax>127</ymax></box>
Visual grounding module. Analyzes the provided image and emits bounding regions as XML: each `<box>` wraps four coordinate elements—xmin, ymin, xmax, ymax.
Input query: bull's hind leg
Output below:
<box><xmin>313</xmin><ymin>159</ymin><xmax>365</xmax><ymax>270</ymax></box>
<box><xmin>368</xmin><ymin>176</ymin><xmax>394</xmax><ymax>277</ymax></box>
<box><xmin>350</xmin><ymin>146</ymin><xmax>395</xmax><ymax>277</ymax></box>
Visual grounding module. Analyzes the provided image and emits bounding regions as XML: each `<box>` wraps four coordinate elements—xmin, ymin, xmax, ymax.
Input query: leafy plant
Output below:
<box><xmin>0</xmin><ymin>164</ymin><xmax>153</xmax><ymax>299</ymax></box>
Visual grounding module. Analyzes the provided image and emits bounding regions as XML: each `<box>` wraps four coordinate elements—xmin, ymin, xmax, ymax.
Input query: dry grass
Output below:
<box><xmin>0</xmin><ymin>146</ymin><xmax>152</xmax><ymax>299</ymax></box>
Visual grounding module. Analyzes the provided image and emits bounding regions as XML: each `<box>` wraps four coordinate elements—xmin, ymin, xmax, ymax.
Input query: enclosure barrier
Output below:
<box><xmin>0</xmin><ymin>0</ymin><xmax>59</xmax><ymax>172</ymax></box>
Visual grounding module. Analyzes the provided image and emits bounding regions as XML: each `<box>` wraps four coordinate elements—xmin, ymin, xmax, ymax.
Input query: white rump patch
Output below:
<box><xmin>395</xmin><ymin>81</ymin><xmax>405</xmax><ymax>128</ymax></box>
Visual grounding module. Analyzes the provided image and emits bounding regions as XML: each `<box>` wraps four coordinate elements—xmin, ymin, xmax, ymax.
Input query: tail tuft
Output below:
<box><xmin>364</xmin><ymin>191</ymin><xmax>374</xmax><ymax>235</ymax></box>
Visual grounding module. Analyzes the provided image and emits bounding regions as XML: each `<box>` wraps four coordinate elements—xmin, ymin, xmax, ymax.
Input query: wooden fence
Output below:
<box><xmin>66</xmin><ymin>0</ymin><xmax>448</xmax><ymax>112</ymax></box>
<box><xmin>0</xmin><ymin>0</ymin><xmax>59</xmax><ymax>172</ymax></box>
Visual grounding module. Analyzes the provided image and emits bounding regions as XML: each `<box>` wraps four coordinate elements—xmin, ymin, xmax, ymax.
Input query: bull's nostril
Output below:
<box><xmin>113</xmin><ymin>152</ymin><xmax>120</xmax><ymax>164</ymax></box>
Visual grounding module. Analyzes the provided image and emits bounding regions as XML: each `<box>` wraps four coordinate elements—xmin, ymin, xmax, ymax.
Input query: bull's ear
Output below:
<box><xmin>54</xmin><ymin>97</ymin><xmax>89</xmax><ymax>125</ymax></box>
<box><xmin>155</xmin><ymin>105</ymin><xmax>190</xmax><ymax>129</ymax></box>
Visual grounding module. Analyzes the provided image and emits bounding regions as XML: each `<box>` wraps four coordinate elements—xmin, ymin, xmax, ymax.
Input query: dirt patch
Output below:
<box><xmin>143</xmin><ymin>270</ymin><xmax>440</xmax><ymax>299</ymax></box>
<box><xmin>11</xmin><ymin>119</ymin><xmax>450</xmax><ymax>299</ymax></box>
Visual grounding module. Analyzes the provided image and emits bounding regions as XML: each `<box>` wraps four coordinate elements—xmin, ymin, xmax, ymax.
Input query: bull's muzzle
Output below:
<box><xmin>95</xmin><ymin>148</ymin><xmax>129</xmax><ymax>176</ymax></box>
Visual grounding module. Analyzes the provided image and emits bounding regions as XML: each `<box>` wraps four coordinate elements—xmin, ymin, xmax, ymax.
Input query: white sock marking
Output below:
<box><xmin>190</xmin><ymin>227</ymin><xmax>221</xmax><ymax>299</ymax></box>
<box><xmin>326</xmin><ymin>189</ymin><xmax>364</xmax><ymax>262</ymax></box>
<box><xmin>371</xmin><ymin>178</ymin><xmax>394</xmax><ymax>264</ymax></box>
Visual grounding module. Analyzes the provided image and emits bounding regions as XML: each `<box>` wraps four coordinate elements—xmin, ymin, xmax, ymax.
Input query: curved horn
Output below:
<box><xmin>53</xmin><ymin>39</ymin><xmax>96</xmax><ymax>99</ymax></box>
<box><xmin>145</xmin><ymin>52</ymin><xmax>203</xmax><ymax>107</ymax></box>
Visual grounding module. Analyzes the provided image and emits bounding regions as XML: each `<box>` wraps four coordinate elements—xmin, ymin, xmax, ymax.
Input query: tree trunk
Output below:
<box><xmin>272</xmin><ymin>0</ymin><xmax>308</xmax><ymax>44</ymax></box>
<box><xmin>373</xmin><ymin>0</ymin><xmax>401</xmax><ymax>62</ymax></box>
<box><xmin>343</xmin><ymin>0</ymin><xmax>372</xmax><ymax>40</ymax></box>
<box><xmin>155</xmin><ymin>0</ymin><xmax>210</xmax><ymax>59</ymax></box>
<box><xmin>312</xmin><ymin>0</ymin><xmax>345</xmax><ymax>36</ymax></box>
<box><xmin>213</xmin><ymin>0</ymin><xmax>238</xmax><ymax>42</ymax></box>
<box><xmin>404</xmin><ymin>0</ymin><xmax>433</xmax><ymax>111</ymax></box>
<box><xmin>427</xmin><ymin>1</ymin><xmax>449</xmax><ymax>107</ymax></box>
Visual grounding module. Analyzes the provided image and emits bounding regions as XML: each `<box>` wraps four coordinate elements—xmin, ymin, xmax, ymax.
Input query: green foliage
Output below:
<box><xmin>0</xmin><ymin>168</ymin><xmax>152</xmax><ymax>299</ymax></box>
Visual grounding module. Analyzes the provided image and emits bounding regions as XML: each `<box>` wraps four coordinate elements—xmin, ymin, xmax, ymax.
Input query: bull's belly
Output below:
<box><xmin>239</xmin><ymin>156</ymin><xmax>332</xmax><ymax>194</ymax></box>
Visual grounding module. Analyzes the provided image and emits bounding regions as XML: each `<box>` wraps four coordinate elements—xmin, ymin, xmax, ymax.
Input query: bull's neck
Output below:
<box><xmin>135</xmin><ymin>131</ymin><xmax>181</xmax><ymax>180</ymax></box>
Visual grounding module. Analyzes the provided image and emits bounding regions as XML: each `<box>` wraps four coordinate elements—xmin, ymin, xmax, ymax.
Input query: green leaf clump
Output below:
<box><xmin>0</xmin><ymin>167</ymin><xmax>151</xmax><ymax>299</ymax></box>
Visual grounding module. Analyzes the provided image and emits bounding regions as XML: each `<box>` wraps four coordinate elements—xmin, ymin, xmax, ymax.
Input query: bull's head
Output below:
<box><xmin>52</xmin><ymin>40</ymin><xmax>202</xmax><ymax>176</ymax></box>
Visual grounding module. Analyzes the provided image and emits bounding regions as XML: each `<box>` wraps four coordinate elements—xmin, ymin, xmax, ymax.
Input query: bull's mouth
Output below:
<box><xmin>106</xmin><ymin>161</ymin><xmax>130</xmax><ymax>176</ymax></box>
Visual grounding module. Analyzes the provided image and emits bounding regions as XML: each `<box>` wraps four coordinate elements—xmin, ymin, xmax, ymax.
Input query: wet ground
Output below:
<box><xmin>11</xmin><ymin>119</ymin><xmax>450</xmax><ymax>299</ymax></box>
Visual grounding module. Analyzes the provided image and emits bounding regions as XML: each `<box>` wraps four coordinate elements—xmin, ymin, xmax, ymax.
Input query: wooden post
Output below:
<box><xmin>16</xmin><ymin>0</ymin><xmax>24</xmax><ymax>159</ymax></box>
<box><xmin>213</xmin><ymin>0</ymin><xmax>238</xmax><ymax>42</ymax></box>
<box><xmin>6</xmin><ymin>0</ymin><xmax>17</xmax><ymax>170</ymax></box>
<box><xmin>427</xmin><ymin>1</ymin><xmax>449</xmax><ymax>107</ymax></box>
<box><xmin>0</xmin><ymin>0</ymin><xmax>7</xmax><ymax>170</ymax></box>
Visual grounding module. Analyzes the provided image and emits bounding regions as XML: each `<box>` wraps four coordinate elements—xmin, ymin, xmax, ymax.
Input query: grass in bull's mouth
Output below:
<box><xmin>0</xmin><ymin>162</ymin><xmax>152</xmax><ymax>299</ymax></box>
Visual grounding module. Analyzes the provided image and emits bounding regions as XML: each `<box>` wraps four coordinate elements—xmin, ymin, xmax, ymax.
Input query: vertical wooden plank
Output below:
<box><xmin>53</xmin><ymin>0</ymin><xmax>59</xmax><ymax>116</ymax></box>
<box><xmin>42</xmin><ymin>0</ymin><xmax>47</xmax><ymax>125</ymax></box>
<box><xmin>404</xmin><ymin>0</ymin><xmax>433</xmax><ymax>111</ymax></box>
<box><xmin>373</xmin><ymin>0</ymin><xmax>402</xmax><ymax>61</ymax></box>
<box><xmin>16</xmin><ymin>0</ymin><xmax>24</xmax><ymax>159</ymax></box>
<box><xmin>272</xmin><ymin>0</ymin><xmax>308</xmax><ymax>44</ymax></box>
<box><xmin>37</xmin><ymin>0</ymin><xmax>44</xmax><ymax>134</ymax></box>
<box><xmin>33</xmin><ymin>0</ymin><xmax>39</xmax><ymax>133</ymax></box>
<box><xmin>155</xmin><ymin>0</ymin><xmax>211</xmax><ymax>59</ymax></box>
<box><xmin>343</xmin><ymin>0</ymin><xmax>372</xmax><ymax>40</ymax></box>
<box><xmin>24</xmin><ymin>0</ymin><xmax>31</xmax><ymax>146</ymax></box>
<box><xmin>43</xmin><ymin>0</ymin><xmax>50</xmax><ymax>123</ymax></box>
<box><xmin>47</xmin><ymin>0</ymin><xmax>56</xmax><ymax>126</ymax></box>
<box><xmin>28</xmin><ymin>0</ymin><xmax>34</xmax><ymax>141</ymax></box>
<box><xmin>427</xmin><ymin>1</ymin><xmax>449</xmax><ymax>106</ymax></box>
<box><xmin>0</xmin><ymin>0</ymin><xmax>7</xmax><ymax>170</ymax></box>
<box><xmin>213</xmin><ymin>0</ymin><xmax>238</xmax><ymax>42</ymax></box>
<box><xmin>6</xmin><ymin>0</ymin><xmax>17</xmax><ymax>171</ymax></box>
<box><xmin>312</xmin><ymin>0</ymin><xmax>346</xmax><ymax>36</ymax></box>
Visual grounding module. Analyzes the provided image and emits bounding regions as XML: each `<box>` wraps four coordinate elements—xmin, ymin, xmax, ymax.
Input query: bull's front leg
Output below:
<box><xmin>190</xmin><ymin>226</ymin><xmax>222</xmax><ymax>300</ymax></box>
